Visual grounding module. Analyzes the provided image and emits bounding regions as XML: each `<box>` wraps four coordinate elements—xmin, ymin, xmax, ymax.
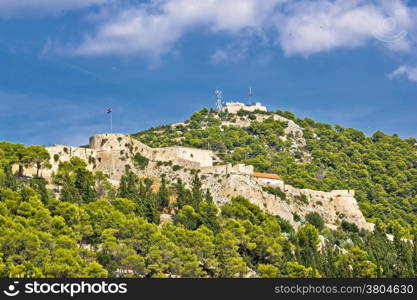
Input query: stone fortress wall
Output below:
<box><xmin>27</xmin><ymin>145</ymin><xmax>98</xmax><ymax>181</ymax></box>
<box><xmin>90</xmin><ymin>134</ymin><xmax>213</xmax><ymax>167</ymax></box>
<box><xmin>27</xmin><ymin>134</ymin><xmax>213</xmax><ymax>184</ymax></box>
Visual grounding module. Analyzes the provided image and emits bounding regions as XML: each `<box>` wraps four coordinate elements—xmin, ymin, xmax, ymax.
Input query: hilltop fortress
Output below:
<box><xmin>20</xmin><ymin>102</ymin><xmax>374</xmax><ymax>231</ymax></box>
<box><xmin>220</xmin><ymin>102</ymin><xmax>267</xmax><ymax>114</ymax></box>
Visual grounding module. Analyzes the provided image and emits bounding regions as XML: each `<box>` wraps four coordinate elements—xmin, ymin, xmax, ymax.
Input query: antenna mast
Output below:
<box><xmin>215</xmin><ymin>89</ymin><xmax>223</xmax><ymax>111</ymax></box>
<box><xmin>248</xmin><ymin>87</ymin><xmax>253</xmax><ymax>105</ymax></box>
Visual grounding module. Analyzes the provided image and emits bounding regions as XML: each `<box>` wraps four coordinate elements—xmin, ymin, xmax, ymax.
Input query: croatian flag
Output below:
<box><xmin>107</xmin><ymin>108</ymin><xmax>112</xmax><ymax>114</ymax></box>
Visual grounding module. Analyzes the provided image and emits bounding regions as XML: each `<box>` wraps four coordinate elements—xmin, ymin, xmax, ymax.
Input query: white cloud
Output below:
<box><xmin>211</xmin><ymin>47</ymin><xmax>248</xmax><ymax>64</ymax></box>
<box><xmin>0</xmin><ymin>0</ymin><xmax>109</xmax><ymax>17</ymax></box>
<box><xmin>44</xmin><ymin>0</ymin><xmax>417</xmax><ymax>58</ymax></box>
<box><xmin>211</xmin><ymin>50</ymin><xmax>229</xmax><ymax>64</ymax></box>
<box><xmin>275</xmin><ymin>0</ymin><xmax>414</xmax><ymax>56</ymax></box>
<box><xmin>388</xmin><ymin>65</ymin><xmax>417</xmax><ymax>82</ymax></box>
<box><xmin>211</xmin><ymin>39</ymin><xmax>254</xmax><ymax>64</ymax></box>
<box><xmin>72</xmin><ymin>0</ymin><xmax>284</xmax><ymax>56</ymax></box>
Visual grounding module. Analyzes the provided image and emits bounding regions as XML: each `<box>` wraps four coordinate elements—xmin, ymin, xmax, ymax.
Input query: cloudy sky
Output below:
<box><xmin>1</xmin><ymin>0</ymin><xmax>417</xmax><ymax>145</ymax></box>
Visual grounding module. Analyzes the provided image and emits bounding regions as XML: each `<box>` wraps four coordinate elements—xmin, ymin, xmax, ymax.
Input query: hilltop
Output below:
<box><xmin>133</xmin><ymin>103</ymin><xmax>417</xmax><ymax>233</ymax></box>
<box><xmin>2</xmin><ymin>101</ymin><xmax>417</xmax><ymax>278</ymax></box>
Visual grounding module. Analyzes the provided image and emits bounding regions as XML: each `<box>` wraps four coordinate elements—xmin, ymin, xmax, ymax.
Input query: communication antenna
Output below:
<box><xmin>215</xmin><ymin>89</ymin><xmax>223</xmax><ymax>111</ymax></box>
<box><xmin>248</xmin><ymin>87</ymin><xmax>253</xmax><ymax>105</ymax></box>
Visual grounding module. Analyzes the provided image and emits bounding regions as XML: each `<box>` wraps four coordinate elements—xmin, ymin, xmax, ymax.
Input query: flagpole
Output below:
<box><xmin>110</xmin><ymin>112</ymin><xmax>113</xmax><ymax>134</ymax></box>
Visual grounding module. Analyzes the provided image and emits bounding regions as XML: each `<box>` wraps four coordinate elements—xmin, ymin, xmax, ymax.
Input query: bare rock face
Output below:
<box><xmin>20</xmin><ymin>133</ymin><xmax>374</xmax><ymax>231</ymax></box>
<box><xmin>196</xmin><ymin>170</ymin><xmax>374</xmax><ymax>231</ymax></box>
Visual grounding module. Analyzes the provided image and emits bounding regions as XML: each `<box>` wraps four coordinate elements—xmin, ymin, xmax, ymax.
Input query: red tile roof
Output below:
<box><xmin>252</xmin><ymin>172</ymin><xmax>282</xmax><ymax>180</ymax></box>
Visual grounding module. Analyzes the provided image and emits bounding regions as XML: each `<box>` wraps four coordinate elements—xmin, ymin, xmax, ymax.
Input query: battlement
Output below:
<box><xmin>89</xmin><ymin>134</ymin><xmax>136</xmax><ymax>151</ymax></box>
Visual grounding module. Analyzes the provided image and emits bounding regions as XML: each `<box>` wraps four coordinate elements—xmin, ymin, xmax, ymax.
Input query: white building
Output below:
<box><xmin>221</xmin><ymin>102</ymin><xmax>267</xmax><ymax>114</ymax></box>
<box><xmin>252</xmin><ymin>172</ymin><xmax>285</xmax><ymax>190</ymax></box>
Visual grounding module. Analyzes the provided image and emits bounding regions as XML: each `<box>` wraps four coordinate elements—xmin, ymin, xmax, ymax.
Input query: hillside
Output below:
<box><xmin>1</xmin><ymin>104</ymin><xmax>417</xmax><ymax>278</ymax></box>
<box><xmin>13</xmin><ymin>133</ymin><xmax>373</xmax><ymax>232</ymax></box>
<box><xmin>133</xmin><ymin>107</ymin><xmax>417</xmax><ymax>233</ymax></box>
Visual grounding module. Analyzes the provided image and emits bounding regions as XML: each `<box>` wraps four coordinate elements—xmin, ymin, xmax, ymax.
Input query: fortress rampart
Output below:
<box><xmin>89</xmin><ymin>134</ymin><xmax>213</xmax><ymax>167</ymax></box>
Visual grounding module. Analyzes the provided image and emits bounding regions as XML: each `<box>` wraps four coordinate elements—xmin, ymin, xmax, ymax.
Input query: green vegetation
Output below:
<box><xmin>1</xmin><ymin>105</ymin><xmax>417</xmax><ymax>278</ymax></box>
<box><xmin>1</xmin><ymin>141</ymin><xmax>415</xmax><ymax>278</ymax></box>
<box><xmin>262</xmin><ymin>186</ymin><xmax>286</xmax><ymax>200</ymax></box>
<box><xmin>305</xmin><ymin>212</ymin><xmax>325</xmax><ymax>231</ymax></box>
<box><xmin>295</xmin><ymin>194</ymin><xmax>309</xmax><ymax>205</ymax></box>
<box><xmin>341</xmin><ymin>221</ymin><xmax>360</xmax><ymax>233</ymax></box>
<box><xmin>133</xmin><ymin>153</ymin><xmax>149</xmax><ymax>170</ymax></box>
<box><xmin>172</xmin><ymin>165</ymin><xmax>182</xmax><ymax>171</ymax></box>
<box><xmin>133</xmin><ymin>108</ymin><xmax>417</xmax><ymax>236</ymax></box>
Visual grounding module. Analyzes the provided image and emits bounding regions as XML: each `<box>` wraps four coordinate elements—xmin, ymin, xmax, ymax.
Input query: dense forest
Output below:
<box><xmin>134</xmin><ymin>108</ymin><xmax>417</xmax><ymax>237</ymax></box>
<box><xmin>0</xmin><ymin>135</ymin><xmax>417</xmax><ymax>278</ymax></box>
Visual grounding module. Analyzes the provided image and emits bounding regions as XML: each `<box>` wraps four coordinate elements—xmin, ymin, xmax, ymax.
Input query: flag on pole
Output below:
<box><xmin>107</xmin><ymin>108</ymin><xmax>113</xmax><ymax>133</ymax></box>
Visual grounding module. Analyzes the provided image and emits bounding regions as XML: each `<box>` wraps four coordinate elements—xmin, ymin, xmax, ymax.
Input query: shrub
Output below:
<box><xmin>248</xmin><ymin>113</ymin><xmax>256</xmax><ymax>120</ymax></box>
<box><xmin>295</xmin><ymin>194</ymin><xmax>308</xmax><ymax>205</ymax></box>
<box><xmin>275</xmin><ymin>216</ymin><xmax>294</xmax><ymax>233</ymax></box>
<box><xmin>341</xmin><ymin>221</ymin><xmax>359</xmax><ymax>233</ymax></box>
<box><xmin>133</xmin><ymin>153</ymin><xmax>149</xmax><ymax>170</ymax></box>
<box><xmin>305</xmin><ymin>212</ymin><xmax>325</xmax><ymax>231</ymax></box>
<box><xmin>172</xmin><ymin>165</ymin><xmax>182</xmax><ymax>171</ymax></box>
<box><xmin>293</xmin><ymin>213</ymin><xmax>301</xmax><ymax>222</ymax></box>
<box><xmin>262</xmin><ymin>186</ymin><xmax>286</xmax><ymax>200</ymax></box>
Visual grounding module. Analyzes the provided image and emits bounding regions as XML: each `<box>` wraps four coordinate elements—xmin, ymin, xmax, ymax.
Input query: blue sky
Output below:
<box><xmin>1</xmin><ymin>0</ymin><xmax>417</xmax><ymax>146</ymax></box>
